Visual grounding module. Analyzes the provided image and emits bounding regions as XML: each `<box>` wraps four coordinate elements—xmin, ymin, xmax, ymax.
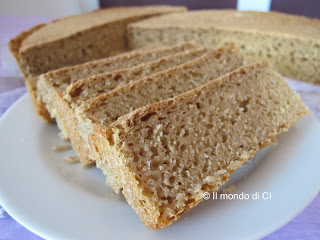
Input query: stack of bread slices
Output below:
<box><xmin>9</xmin><ymin>6</ymin><xmax>310</xmax><ymax>229</ymax></box>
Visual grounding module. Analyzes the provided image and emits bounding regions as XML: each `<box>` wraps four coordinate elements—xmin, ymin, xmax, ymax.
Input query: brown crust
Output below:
<box><xmin>20</xmin><ymin>6</ymin><xmax>187</xmax><ymax>52</ymax></box>
<box><xmin>128</xmin><ymin>10</ymin><xmax>320</xmax><ymax>42</ymax></box>
<box><xmin>88</xmin><ymin>133</ymin><xmax>102</xmax><ymax>163</ymax></box>
<box><xmin>25</xmin><ymin>77</ymin><xmax>54</xmax><ymax>122</ymax></box>
<box><xmin>128</xmin><ymin>10</ymin><xmax>320</xmax><ymax>84</ymax></box>
<box><xmin>8</xmin><ymin>23</ymin><xmax>55</xmax><ymax>122</ymax></box>
<box><xmin>52</xmin><ymin>92</ymin><xmax>95</xmax><ymax>167</ymax></box>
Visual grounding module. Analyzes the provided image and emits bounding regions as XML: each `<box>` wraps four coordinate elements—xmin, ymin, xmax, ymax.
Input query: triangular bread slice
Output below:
<box><xmin>90</xmin><ymin>61</ymin><xmax>308</xmax><ymax>229</ymax></box>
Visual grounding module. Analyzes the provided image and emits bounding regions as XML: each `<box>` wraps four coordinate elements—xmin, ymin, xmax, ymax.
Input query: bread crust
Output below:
<box><xmin>25</xmin><ymin>77</ymin><xmax>54</xmax><ymax>122</ymax></box>
<box><xmin>8</xmin><ymin>23</ymin><xmax>54</xmax><ymax>122</ymax></box>
<box><xmin>53</xmin><ymin>92</ymin><xmax>95</xmax><ymax>166</ymax></box>
<box><xmin>20</xmin><ymin>6</ymin><xmax>187</xmax><ymax>51</ymax></box>
<box><xmin>8</xmin><ymin>23</ymin><xmax>45</xmax><ymax>76</ymax></box>
<box><xmin>128</xmin><ymin>10</ymin><xmax>320</xmax><ymax>41</ymax></box>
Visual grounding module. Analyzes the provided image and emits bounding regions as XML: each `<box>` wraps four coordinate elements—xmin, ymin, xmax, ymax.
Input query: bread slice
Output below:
<box><xmin>9</xmin><ymin>5</ymin><xmax>186</xmax><ymax>78</ymax></box>
<box><xmin>90</xmin><ymin>61</ymin><xmax>308</xmax><ymax>229</ymax></box>
<box><xmin>76</xmin><ymin>45</ymin><xmax>245</xmax><ymax>188</ymax></box>
<box><xmin>37</xmin><ymin>42</ymin><xmax>195</xmax><ymax>126</ymax></box>
<box><xmin>54</xmin><ymin>48</ymin><xmax>208</xmax><ymax>168</ymax></box>
<box><xmin>128</xmin><ymin>10</ymin><xmax>320</xmax><ymax>84</ymax></box>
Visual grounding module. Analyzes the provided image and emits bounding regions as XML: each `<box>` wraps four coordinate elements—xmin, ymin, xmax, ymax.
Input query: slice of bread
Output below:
<box><xmin>90</xmin><ymin>61</ymin><xmax>308</xmax><ymax>229</ymax></box>
<box><xmin>37</xmin><ymin>42</ymin><xmax>195</xmax><ymax>125</ymax></box>
<box><xmin>9</xmin><ymin>5</ymin><xmax>186</xmax><ymax>78</ymax></box>
<box><xmin>54</xmin><ymin>48</ymin><xmax>208</xmax><ymax>168</ymax></box>
<box><xmin>128</xmin><ymin>10</ymin><xmax>320</xmax><ymax>84</ymax></box>
<box><xmin>76</xmin><ymin>45</ymin><xmax>245</xmax><ymax>188</ymax></box>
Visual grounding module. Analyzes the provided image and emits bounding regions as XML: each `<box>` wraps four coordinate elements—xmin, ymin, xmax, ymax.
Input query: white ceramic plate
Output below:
<box><xmin>0</xmin><ymin>94</ymin><xmax>320</xmax><ymax>240</ymax></box>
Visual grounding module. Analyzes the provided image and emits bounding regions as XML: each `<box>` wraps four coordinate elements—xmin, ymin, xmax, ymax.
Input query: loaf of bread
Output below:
<box><xmin>9</xmin><ymin>5</ymin><xmax>186</xmax><ymax>78</ymax></box>
<box><xmin>9</xmin><ymin>5</ymin><xmax>187</xmax><ymax>122</ymax></box>
<box><xmin>54</xmin><ymin>48</ymin><xmax>207</xmax><ymax>167</ymax></box>
<box><xmin>90</xmin><ymin>61</ymin><xmax>308</xmax><ymax>229</ymax></box>
<box><xmin>38</xmin><ymin>42</ymin><xmax>195</xmax><ymax>135</ymax></box>
<box><xmin>128</xmin><ymin>10</ymin><xmax>320</xmax><ymax>84</ymax></box>
<box><xmin>77</xmin><ymin>45</ymin><xmax>244</xmax><ymax>188</ymax></box>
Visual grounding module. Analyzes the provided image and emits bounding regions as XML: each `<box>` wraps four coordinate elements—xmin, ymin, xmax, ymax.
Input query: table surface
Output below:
<box><xmin>0</xmin><ymin>16</ymin><xmax>320</xmax><ymax>240</ymax></box>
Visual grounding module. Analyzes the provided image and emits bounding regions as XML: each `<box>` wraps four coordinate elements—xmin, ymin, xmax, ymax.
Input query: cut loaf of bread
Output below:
<box><xmin>90</xmin><ymin>61</ymin><xmax>308</xmax><ymax>229</ymax></box>
<box><xmin>9</xmin><ymin>5</ymin><xmax>186</xmax><ymax>78</ymax></box>
<box><xmin>54</xmin><ymin>48</ymin><xmax>208</xmax><ymax>168</ymax></box>
<box><xmin>128</xmin><ymin>10</ymin><xmax>320</xmax><ymax>84</ymax></box>
<box><xmin>77</xmin><ymin>45</ymin><xmax>245</xmax><ymax>188</ymax></box>
<box><xmin>38</xmin><ymin>42</ymin><xmax>195</xmax><ymax>129</ymax></box>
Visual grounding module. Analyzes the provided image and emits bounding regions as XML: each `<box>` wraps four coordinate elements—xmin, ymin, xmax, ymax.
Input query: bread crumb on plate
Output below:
<box><xmin>64</xmin><ymin>156</ymin><xmax>80</xmax><ymax>164</ymax></box>
<box><xmin>53</xmin><ymin>144</ymin><xmax>72</xmax><ymax>151</ymax></box>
